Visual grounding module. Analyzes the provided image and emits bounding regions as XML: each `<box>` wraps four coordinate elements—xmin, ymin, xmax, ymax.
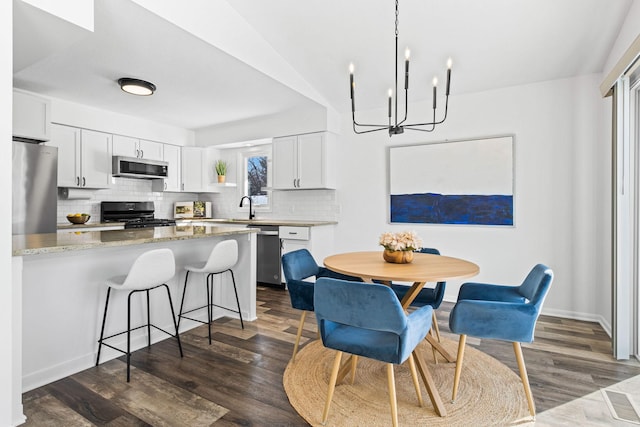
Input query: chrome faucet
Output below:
<box><xmin>239</xmin><ymin>196</ymin><xmax>255</xmax><ymax>220</ymax></box>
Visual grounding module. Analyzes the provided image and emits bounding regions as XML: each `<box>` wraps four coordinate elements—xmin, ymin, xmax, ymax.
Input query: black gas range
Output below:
<box><xmin>101</xmin><ymin>201</ymin><xmax>176</xmax><ymax>229</ymax></box>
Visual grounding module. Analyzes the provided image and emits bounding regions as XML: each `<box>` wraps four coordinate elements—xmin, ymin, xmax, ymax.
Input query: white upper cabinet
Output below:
<box><xmin>139</xmin><ymin>139</ymin><xmax>164</xmax><ymax>161</ymax></box>
<box><xmin>181</xmin><ymin>146</ymin><xmax>205</xmax><ymax>192</ymax></box>
<box><xmin>272</xmin><ymin>135</ymin><xmax>297</xmax><ymax>189</ymax></box>
<box><xmin>48</xmin><ymin>124</ymin><xmax>111</xmax><ymax>188</ymax></box>
<box><xmin>13</xmin><ymin>90</ymin><xmax>51</xmax><ymax>142</ymax></box>
<box><xmin>163</xmin><ymin>144</ymin><xmax>181</xmax><ymax>192</ymax></box>
<box><xmin>112</xmin><ymin>134</ymin><xmax>163</xmax><ymax>161</ymax></box>
<box><xmin>272</xmin><ymin>132</ymin><xmax>336</xmax><ymax>190</ymax></box>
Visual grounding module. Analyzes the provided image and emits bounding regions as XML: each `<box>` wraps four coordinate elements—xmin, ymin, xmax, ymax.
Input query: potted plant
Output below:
<box><xmin>215</xmin><ymin>160</ymin><xmax>228</xmax><ymax>183</ymax></box>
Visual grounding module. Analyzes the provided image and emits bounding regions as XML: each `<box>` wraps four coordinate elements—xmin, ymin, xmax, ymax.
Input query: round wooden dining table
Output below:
<box><xmin>323</xmin><ymin>250</ymin><xmax>480</xmax><ymax>417</ymax></box>
<box><xmin>324</xmin><ymin>251</ymin><xmax>479</xmax><ymax>308</ymax></box>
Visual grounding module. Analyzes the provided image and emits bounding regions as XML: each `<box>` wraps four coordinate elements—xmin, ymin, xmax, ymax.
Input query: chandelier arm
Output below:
<box><xmin>353</xmin><ymin>125</ymin><xmax>389</xmax><ymax>134</ymax></box>
<box><xmin>353</xmin><ymin>119</ymin><xmax>393</xmax><ymax>128</ymax></box>
<box><xmin>404</xmin><ymin>108</ymin><xmax>436</xmax><ymax>132</ymax></box>
<box><xmin>404</xmin><ymin>126</ymin><xmax>436</xmax><ymax>132</ymax></box>
<box><xmin>352</xmin><ymin>110</ymin><xmax>393</xmax><ymax>128</ymax></box>
<box><xmin>404</xmin><ymin>96</ymin><xmax>449</xmax><ymax>127</ymax></box>
<box><xmin>397</xmin><ymin>87</ymin><xmax>409</xmax><ymax>126</ymax></box>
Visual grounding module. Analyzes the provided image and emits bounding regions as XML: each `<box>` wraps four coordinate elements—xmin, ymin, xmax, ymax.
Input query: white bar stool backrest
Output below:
<box><xmin>201</xmin><ymin>239</ymin><xmax>238</xmax><ymax>273</ymax></box>
<box><xmin>119</xmin><ymin>248</ymin><xmax>176</xmax><ymax>291</ymax></box>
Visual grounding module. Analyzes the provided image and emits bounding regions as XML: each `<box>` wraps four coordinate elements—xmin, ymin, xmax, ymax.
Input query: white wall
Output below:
<box><xmin>51</xmin><ymin>95</ymin><xmax>195</xmax><ymax>146</ymax></box>
<box><xmin>333</xmin><ymin>73</ymin><xmax>611</xmax><ymax>327</ymax></box>
<box><xmin>3</xmin><ymin>1</ymin><xmax>18</xmax><ymax>425</ymax></box>
<box><xmin>603</xmin><ymin>0</ymin><xmax>640</xmax><ymax>77</ymax></box>
<box><xmin>194</xmin><ymin>103</ymin><xmax>330</xmax><ymax>146</ymax></box>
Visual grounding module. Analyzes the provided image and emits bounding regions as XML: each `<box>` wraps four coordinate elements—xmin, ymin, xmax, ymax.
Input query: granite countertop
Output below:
<box><xmin>57</xmin><ymin>222</ymin><xmax>126</xmax><ymax>230</ymax></box>
<box><xmin>176</xmin><ymin>218</ymin><xmax>337</xmax><ymax>227</ymax></box>
<box><xmin>13</xmin><ymin>225</ymin><xmax>256</xmax><ymax>256</ymax></box>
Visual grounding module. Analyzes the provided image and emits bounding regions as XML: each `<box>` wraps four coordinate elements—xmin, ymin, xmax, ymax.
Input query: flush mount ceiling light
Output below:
<box><xmin>349</xmin><ymin>0</ymin><xmax>453</xmax><ymax>136</ymax></box>
<box><xmin>118</xmin><ymin>77</ymin><xmax>156</xmax><ymax>96</ymax></box>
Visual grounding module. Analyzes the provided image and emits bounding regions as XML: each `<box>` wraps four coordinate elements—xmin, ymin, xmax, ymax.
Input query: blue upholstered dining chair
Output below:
<box><xmin>390</xmin><ymin>247</ymin><xmax>447</xmax><ymax>341</ymax></box>
<box><xmin>448</xmin><ymin>264</ymin><xmax>553</xmax><ymax>417</ymax></box>
<box><xmin>281</xmin><ymin>249</ymin><xmax>363</xmax><ymax>361</ymax></box>
<box><xmin>314</xmin><ymin>277</ymin><xmax>434</xmax><ymax>427</ymax></box>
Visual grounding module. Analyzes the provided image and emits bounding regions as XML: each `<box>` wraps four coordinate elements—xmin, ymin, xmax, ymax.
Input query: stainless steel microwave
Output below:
<box><xmin>112</xmin><ymin>156</ymin><xmax>169</xmax><ymax>179</ymax></box>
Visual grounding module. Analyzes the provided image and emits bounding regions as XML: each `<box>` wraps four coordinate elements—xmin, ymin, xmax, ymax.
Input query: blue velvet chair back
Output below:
<box><xmin>315</xmin><ymin>278</ymin><xmax>408</xmax><ymax>333</ymax></box>
<box><xmin>282</xmin><ymin>249</ymin><xmax>320</xmax><ymax>282</ymax></box>
<box><xmin>315</xmin><ymin>277</ymin><xmax>433</xmax><ymax>365</ymax></box>
<box><xmin>450</xmin><ymin>264</ymin><xmax>553</xmax><ymax>343</ymax></box>
<box><xmin>518</xmin><ymin>263</ymin><xmax>553</xmax><ymax>309</ymax></box>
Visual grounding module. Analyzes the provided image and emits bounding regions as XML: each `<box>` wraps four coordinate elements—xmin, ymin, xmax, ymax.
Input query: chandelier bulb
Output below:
<box><xmin>405</xmin><ymin>48</ymin><xmax>410</xmax><ymax>60</ymax></box>
<box><xmin>349</xmin><ymin>63</ymin><xmax>355</xmax><ymax>74</ymax></box>
<box><xmin>432</xmin><ymin>77</ymin><xmax>438</xmax><ymax>87</ymax></box>
<box><xmin>447</xmin><ymin>58</ymin><xmax>453</xmax><ymax>69</ymax></box>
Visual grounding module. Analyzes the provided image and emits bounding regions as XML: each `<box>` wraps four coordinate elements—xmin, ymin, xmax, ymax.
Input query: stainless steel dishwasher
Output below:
<box><xmin>255</xmin><ymin>225</ymin><xmax>283</xmax><ymax>287</ymax></box>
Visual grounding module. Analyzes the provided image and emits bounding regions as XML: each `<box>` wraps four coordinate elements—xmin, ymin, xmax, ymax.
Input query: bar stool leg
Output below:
<box><xmin>228</xmin><ymin>269</ymin><xmax>244</xmax><ymax>329</ymax></box>
<box><xmin>127</xmin><ymin>290</ymin><xmax>134</xmax><ymax>382</ymax></box>
<box><xmin>206</xmin><ymin>273</ymin><xmax>213</xmax><ymax>344</ymax></box>
<box><xmin>177</xmin><ymin>271</ymin><xmax>190</xmax><ymax>329</ymax></box>
<box><xmin>146</xmin><ymin>289</ymin><xmax>151</xmax><ymax>348</ymax></box>
<box><xmin>163</xmin><ymin>284</ymin><xmax>184</xmax><ymax>357</ymax></box>
<box><xmin>96</xmin><ymin>287</ymin><xmax>112</xmax><ymax>366</ymax></box>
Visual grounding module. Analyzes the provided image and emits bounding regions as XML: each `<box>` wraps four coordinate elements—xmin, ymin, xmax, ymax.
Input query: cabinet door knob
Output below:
<box><xmin>76</xmin><ymin>176</ymin><xmax>80</xmax><ymax>186</ymax></box>
<box><xmin>140</xmin><ymin>149</ymin><xmax>144</xmax><ymax>158</ymax></box>
<box><xmin>164</xmin><ymin>182</ymin><xmax>167</xmax><ymax>190</ymax></box>
<box><xmin>82</xmin><ymin>177</ymin><xmax>86</xmax><ymax>187</ymax></box>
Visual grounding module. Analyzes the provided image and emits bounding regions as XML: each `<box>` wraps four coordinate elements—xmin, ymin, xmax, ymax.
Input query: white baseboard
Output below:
<box><xmin>443</xmin><ymin>296</ymin><xmax>612</xmax><ymax>338</ymax></box>
<box><xmin>22</xmin><ymin>311</ymin><xmax>211</xmax><ymax>393</ymax></box>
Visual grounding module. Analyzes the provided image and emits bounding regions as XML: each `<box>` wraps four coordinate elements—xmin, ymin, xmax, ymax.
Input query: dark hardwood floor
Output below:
<box><xmin>22</xmin><ymin>285</ymin><xmax>640</xmax><ymax>426</ymax></box>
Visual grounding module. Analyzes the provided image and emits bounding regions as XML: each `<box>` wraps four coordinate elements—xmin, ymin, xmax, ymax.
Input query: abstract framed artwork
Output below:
<box><xmin>389</xmin><ymin>135</ymin><xmax>514</xmax><ymax>226</ymax></box>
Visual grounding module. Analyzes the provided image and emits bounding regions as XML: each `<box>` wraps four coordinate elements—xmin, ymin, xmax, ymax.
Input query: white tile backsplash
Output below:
<box><xmin>209</xmin><ymin>187</ymin><xmax>340</xmax><ymax>221</ymax></box>
<box><xmin>58</xmin><ymin>178</ymin><xmax>340</xmax><ymax>224</ymax></box>
<box><xmin>57</xmin><ymin>177</ymin><xmax>200</xmax><ymax>224</ymax></box>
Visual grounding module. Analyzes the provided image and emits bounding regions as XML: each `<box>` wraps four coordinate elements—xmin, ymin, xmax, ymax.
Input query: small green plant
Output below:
<box><xmin>215</xmin><ymin>160</ymin><xmax>228</xmax><ymax>176</ymax></box>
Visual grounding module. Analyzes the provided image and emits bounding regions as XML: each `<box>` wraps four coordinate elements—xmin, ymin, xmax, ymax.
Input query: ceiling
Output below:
<box><xmin>13</xmin><ymin>0</ymin><xmax>633</xmax><ymax>132</ymax></box>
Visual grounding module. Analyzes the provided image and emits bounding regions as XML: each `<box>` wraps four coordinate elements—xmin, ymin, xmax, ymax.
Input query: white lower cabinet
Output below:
<box><xmin>280</xmin><ymin>225</ymin><xmax>335</xmax><ymax>285</ymax></box>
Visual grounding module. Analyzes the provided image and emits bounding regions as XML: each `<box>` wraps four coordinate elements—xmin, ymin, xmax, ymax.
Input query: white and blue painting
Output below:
<box><xmin>389</xmin><ymin>136</ymin><xmax>514</xmax><ymax>226</ymax></box>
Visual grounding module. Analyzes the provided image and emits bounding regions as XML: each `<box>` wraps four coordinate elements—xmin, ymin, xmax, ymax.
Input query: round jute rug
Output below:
<box><xmin>283</xmin><ymin>338</ymin><xmax>534</xmax><ymax>426</ymax></box>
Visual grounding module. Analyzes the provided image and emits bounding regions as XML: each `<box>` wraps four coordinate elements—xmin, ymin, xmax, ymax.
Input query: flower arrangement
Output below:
<box><xmin>379</xmin><ymin>230</ymin><xmax>423</xmax><ymax>252</ymax></box>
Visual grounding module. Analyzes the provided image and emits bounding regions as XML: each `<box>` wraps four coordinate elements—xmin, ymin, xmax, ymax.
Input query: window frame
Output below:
<box><xmin>236</xmin><ymin>145</ymin><xmax>272</xmax><ymax>214</ymax></box>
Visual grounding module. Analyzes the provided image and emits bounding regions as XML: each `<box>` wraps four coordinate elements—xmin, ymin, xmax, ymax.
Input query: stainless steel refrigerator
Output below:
<box><xmin>12</xmin><ymin>141</ymin><xmax>58</xmax><ymax>235</ymax></box>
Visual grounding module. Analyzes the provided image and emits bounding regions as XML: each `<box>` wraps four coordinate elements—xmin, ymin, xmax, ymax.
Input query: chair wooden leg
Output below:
<box><xmin>430</xmin><ymin>329</ymin><xmax>439</xmax><ymax>364</ymax></box>
<box><xmin>513</xmin><ymin>342</ymin><xmax>536</xmax><ymax>417</ymax></box>
<box><xmin>432</xmin><ymin>310</ymin><xmax>441</xmax><ymax>342</ymax></box>
<box><xmin>291</xmin><ymin>311</ymin><xmax>307</xmax><ymax>361</ymax></box>
<box><xmin>386</xmin><ymin>363</ymin><xmax>398</xmax><ymax>427</ymax></box>
<box><xmin>322</xmin><ymin>351</ymin><xmax>343</xmax><ymax>425</ymax></box>
<box><xmin>452</xmin><ymin>334</ymin><xmax>467</xmax><ymax>402</ymax></box>
<box><xmin>349</xmin><ymin>355</ymin><xmax>358</xmax><ymax>384</ymax></box>
<box><xmin>407</xmin><ymin>353</ymin><xmax>424</xmax><ymax>407</ymax></box>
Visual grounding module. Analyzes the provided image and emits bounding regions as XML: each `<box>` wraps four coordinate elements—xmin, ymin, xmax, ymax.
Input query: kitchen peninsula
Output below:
<box><xmin>12</xmin><ymin>225</ymin><xmax>257</xmax><ymax>395</ymax></box>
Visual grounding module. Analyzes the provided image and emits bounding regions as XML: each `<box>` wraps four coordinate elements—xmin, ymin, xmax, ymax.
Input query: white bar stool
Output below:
<box><xmin>178</xmin><ymin>239</ymin><xmax>244</xmax><ymax>344</ymax></box>
<box><xmin>95</xmin><ymin>248</ymin><xmax>183</xmax><ymax>382</ymax></box>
